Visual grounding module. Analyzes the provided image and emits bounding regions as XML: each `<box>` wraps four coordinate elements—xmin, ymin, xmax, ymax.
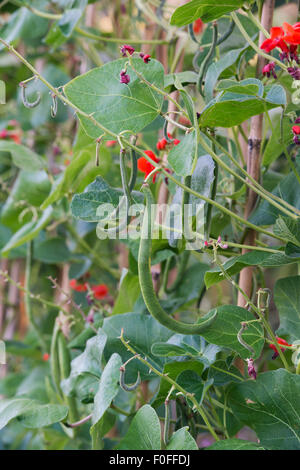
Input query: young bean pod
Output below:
<box><xmin>138</xmin><ymin>184</ymin><xmax>217</xmax><ymax>335</ymax></box>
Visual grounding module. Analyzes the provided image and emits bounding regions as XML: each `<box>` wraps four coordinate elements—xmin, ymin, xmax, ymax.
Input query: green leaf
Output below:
<box><xmin>208</xmin><ymin>360</ymin><xmax>243</xmax><ymax>386</ymax></box>
<box><xmin>152</xmin><ymin>360</ymin><xmax>204</xmax><ymax>408</ymax></box>
<box><xmin>0</xmin><ymin>398</ymin><xmax>35</xmax><ymax>430</ymax></box>
<box><xmin>228</xmin><ymin>369</ymin><xmax>300</xmax><ymax>450</ymax></box>
<box><xmin>274</xmin><ymin>276</ymin><xmax>300</xmax><ymax>342</ymax></box>
<box><xmin>0</xmin><ymin>141</ymin><xmax>45</xmax><ymax>171</ymax></box>
<box><xmin>200</xmin><ymin>305</ymin><xmax>264</xmax><ymax>359</ymax></box>
<box><xmin>64</xmin><ymin>58</ymin><xmax>164</xmax><ymax>138</ymax></box>
<box><xmin>18</xmin><ymin>404</ymin><xmax>68</xmax><ymax>429</ymax></box>
<box><xmin>164</xmin><ymin>71</ymin><xmax>198</xmax><ymax>91</ymax></box>
<box><xmin>250</xmin><ymin>171</ymin><xmax>300</xmax><ymax>226</ymax></box>
<box><xmin>170</xmin><ymin>0</ymin><xmax>244</xmax><ymax>26</ymax></box>
<box><xmin>112</xmin><ymin>271</ymin><xmax>141</xmax><ymax>315</ymax></box>
<box><xmin>70</xmin><ymin>176</ymin><xmax>142</xmax><ymax>222</ymax></box>
<box><xmin>166</xmin><ymin>427</ymin><xmax>198</xmax><ymax>450</ymax></box>
<box><xmin>102</xmin><ymin>312</ymin><xmax>173</xmax><ymax>383</ymax></box>
<box><xmin>34</xmin><ymin>238</ymin><xmax>71</xmax><ymax>264</ymax></box>
<box><xmin>199</xmin><ymin>84</ymin><xmax>286</xmax><ymax>128</ymax></box>
<box><xmin>206</xmin><ymin>438</ymin><xmax>264</xmax><ymax>450</ymax></box>
<box><xmin>177</xmin><ymin>371</ymin><xmax>214</xmax><ymax>405</ymax></box>
<box><xmin>91</xmin><ymin>353</ymin><xmax>122</xmax><ymax>428</ymax></box>
<box><xmin>1</xmin><ymin>206</ymin><xmax>53</xmax><ymax>256</ymax></box>
<box><xmin>151</xmin><ymin>343</ymin><xmax>190</xmax><ymax>357</ymax></box>
<box><xmin>58</xmin><ymin>6</ymin><xmax>85</xmax><ymax>37</ymax></box>
<box><xmin>205</xmin><ymin>57</ymin><xmax>257</xmax><ymax>103</ymax></box>
<box><xmin>274</xmin><ymin>217</ymin><xmax>300</xmax><ymax>247</ymax></box>
<box><xmin>168</xmin><ymin>131</ymin><xmax>197</xmax><ymax>176</ymax></box>
<box><xmin>117</xmin><ymin>405</ymin><xmax>161</xmax><ymax>450</ymax></box>
<box><xmin>204</xmin><ymin>250</ymin><xmax>300</xmax><ymax>288</ymax></box>
<box><xmin>62</xmin><ymin>329</ymin><xmax>107</xmax><ymax>396</ymax></box>
<box><xmin>263</xmin><ymin>114</ymin><xmax>293</xmax><ymax>166</ymax></box>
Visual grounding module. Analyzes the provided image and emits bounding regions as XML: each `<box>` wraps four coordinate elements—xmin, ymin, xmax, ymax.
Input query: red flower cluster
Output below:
<box><xmin>138</xmin><ymin>150</ymin><xmax>160</xmax><ymax>182</ymax></box>
<box><xmin>0</xmin><ymin>121</ymin><xmax>21</xmax><ymax>144</ymax></box>
<box><xmin>292</xmin><ymin>117</ymin><xmax>300</xmax><ymax>145</ymax></box>
<box><xmin>269</xmin><ymin>336</ymin><xmax>292</xmax><ymax>360</ymax></box>
<box><xmin>260</xmin><ymin>23</ymin><xmax>300</xmax><ymax>62</ymax></box>
<box><xmin>106</xmin><ymin>140</ymin><xmax>117</xmax><ymax>148</ymax></box>
<box><xmin>156</xmin><ymin>133</ymin><xmax>180</xmax><ymax>151</ymax></box>
<box><xmin>119</xmin><ymin>45</ymin><xmax>151</xmax><ymax>84</ymax></box>
<box><xmin>42</xmin><ymin>353</ymin><xmax>50</xmax><ymax>362</ymax></box>
<box><xmin>69</xmin><ymin>279</ymin><xmax>109</xmax><ymax>300</ymax></box>
<box><xmin>193</xmin><ymin>18</ymin><xmax>204</xmax><ymax>35</ymax></box>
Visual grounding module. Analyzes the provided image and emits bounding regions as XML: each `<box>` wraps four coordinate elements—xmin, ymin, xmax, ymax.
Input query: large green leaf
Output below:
<box><xmin>250</xmin><ymin>171</ymin><xmax>300</xmax><ymax>226</ymax></box>
<box><xmin>0</xmin><ymin>398</ymin><xmax>35</xmax><ymax>430</ymax></box>
<box><xmin>71</xmin><ymin>176</ymin><xmax>142</xmax><ymax>222</ymax></box>
<box><xmin>0</xmin><ymin>141</ymin><xmax>45</xmax><ymax>171</ymax></box>
<box><xmin>228</xmin><ymin>370</ymin><xmax>300</xmax><ymax>450</ymax></box>
<box><xmin>117</xmin><ymin>405</ymin><xmax>161</xmax><ymax>450</ymax></box>
<box><xmin>204</xmin><ymin>57</ymin><xmax>256</xmax><ymax>103</ymax></box>
<box><xmin>204</xmin><ymin>250</ymin><xmax>299</xmax><ymax>288</ymax></box>
<box><xmin>168</xmin><ymin>131</ymin><xmax>197</xmax><ymax>176</ymax></box>
<box><xmin>274</xmin><ymin>217</ymin><xmax>300</xmax><ymax>248</ymax></box>
<box><xmin>200</xmin><ymin>305</ymin><xmax>264</xmax><ymax>359</ymax></box>
<box><xmin>91</xmin><ymin>353</ymin><xmax>122</xmax><ymax>429</ymax></box>
<box><xmin>206</xmin><ymin>438</ymin><xmax>264</xmax><ymax>450</ymax></box>
<box><xmin>62</xmin><ymin>329</ymin><xmax>107</xmax><ymax>396</ymax></box>
<box><xmin>152</xmin><ymin>360</ymin><xmax>204</xmax><ymax>408</ymax></box>
<box><xmin>64</xmin><ymin>58</ymin><xmax>164</xmax><ymax>138</ymax></box>
<box><xmin>102</xmin><ymin>312</ymin><xmax>173</xmax><ymax>383</ymax></box>
<box><xmin>199</xmin><ymin>84</ymin><xmax>286</xmax><ymax>128</ymax></box>
<box><xmin>274</xmin><ymin>276</ymin><xmax>300</xmax><ymax>342</ymax></box>
<box><xmin>18</xmin><ymin>404</ymin><xmax>69</xmax><ymax>429</ymax></box>
<box><xmin>166</xmin><ymin>427</ymin><xmax>198</xmax><ymax>450</ymax></box>
<box><xmin>170</xmin><ymin>0</ymin><xmax>244</xmax><ymax>26</ymax></box>
<box><xmin>0</xmin><ymin>398</ymin><xmax>68</xmax><ymax>430</ymax></box>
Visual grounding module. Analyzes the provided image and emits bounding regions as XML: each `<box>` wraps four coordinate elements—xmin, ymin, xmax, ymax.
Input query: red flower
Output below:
<box><xmin>193</xmin><ymin>18</ymin><xmax>204</xmax><ymax>35</ymax></box>
<box><xmin>269</xmin><ymin>336</ymin><xmax>292</xmax><ymax>360</ymax></box>
<box><xmin>156</xmin><ymin>138</ymin><xmax>167</xmax><ymax>151</ymax></box>
<box><xmin>283</xmin><ymin>22</ymin><xmax>300</xmax><ymax>45</ymax></box>
<box><xmin>138</xmin><ymin>150</ymin><xmax>160</xmax><ymax>182</ymax></box>
<box><xmin>173</xmin><ymin>139</ymin><xmax>181</xmax><ymax>146</ymax></box>
<box><xmin>120</xmin><ymin>44</ymin><xmax>135</xmax><ymax>56</ymax></box>
<box><xmin>0</xmin><ymin>129</ymin><xmax>21</xmax><ymax>144</ymax></box>
<box><xmin>260</xmin><ymin>27</ymin><xmax>288</xmax><ymax>52</ymax></box>
<box><xmin>42</xmin><ymin>353</ymin><xmax>50</xmax><ymax>361</ymax></box>
<box><xmin>140</xmin><ymin>53</ymin><xmax>151</xmax><ymax>63</ymax></box>
<box><xmin>292</xmin><ymin>125</ymin><xmax>300</xmax><ymax>135</ymax></box>
<box><xmin>106</xmin><ymin>140</ymin><xmax>117</xmax><ymax>148</ymax></box>
<box><xmin>92</xmin><ymin>284</ymin><xmax>108</xmax><ymax>300</ymax></box>
<box><xmin>69</xmin><ymin>279</ymin><xmax>88</xmax><ymax>292</ymax></box>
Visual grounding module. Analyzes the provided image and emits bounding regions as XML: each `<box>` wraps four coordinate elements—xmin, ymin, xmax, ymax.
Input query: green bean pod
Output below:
<box><xmin>138</xmin><ymin>184</ymin><xmax>217</xmax><ymax>335</ymax></box>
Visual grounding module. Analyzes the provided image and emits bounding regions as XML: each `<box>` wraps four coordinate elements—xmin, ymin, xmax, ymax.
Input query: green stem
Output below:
<box><xmin>231</xmin><ymin>12</ymin><xmax>287</xmax><ymax>71</ymax></box>
<box><xmin>163</xmin><ymin>170</ymin><xmax>287</xmax><ymax>243</ymax></box>
<box><xmin>119</xmin><ymin>329</ymin><xmax>219</xmax><ymax>441</ymax></box>
<box><xmin>213</xmin><ymin>247</ymin><xmax>290</xmax><ymax>371</ymax></box>
<box><xmin>25</xmin><ymin>242</ymin><xmax>47</xmax><ymax>351</ymax></box>
<box><xmin>205</xmin><ymin>132</ymin><xmax>300</xmax><ymax>217</ymax></box>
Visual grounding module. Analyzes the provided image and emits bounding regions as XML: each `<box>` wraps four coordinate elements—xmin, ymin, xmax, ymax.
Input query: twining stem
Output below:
<box><xmin>212</xmin><ymin>246</ymin><xmax>290</xmax><ymax>371</ymax></box>
<box><xmin>13</xmin><ymin>2</ymin><xmax>170</xmax><ymax>45</ymax></box>
<box><xmin>119</xmin><ymin>329</ymin><xmax>220</xmax><ymax>441</ymax></box>
<box><xmin>25</xmin><ymin>242</ymin><xmax>47</xmax><ymax>351</ymax></box>
<box><xmin>127</xmin><ymin>54</ymin><xmax>188</xmax><ymax>118</ymax></box>
<box><xmin>0</xmin><ymin>269</ymin><xmax>70</xmax><ymax>318</ymax></box>
<box><xmin>161</xmin><ymin>169</ymin><xmax>287</xmax><ymax>243</ymax></box>
<box><xmin>204</xmin><ymin>132</ymin><xmax>300</xmax><ymax>217</ymax></box>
